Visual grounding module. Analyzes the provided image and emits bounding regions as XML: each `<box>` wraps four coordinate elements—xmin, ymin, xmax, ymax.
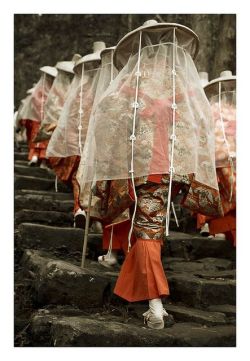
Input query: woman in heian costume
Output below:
<box><xmin>197</xmin><ymin>71</ymin><xmax>236</xmax><ymax>246</ymax></box>
<box><xmin>46</xmin><ymin>42</ymin><xmax>105</xmax><ymax>226</ymax></box>
<box><xmin>17</xmin><ymin>66</ymin><xmax>57</xmax><ymax>166</ymax></box>
<box><xmin>15</xmin><ymin>87</ymin><xmax>34</xmax><ymax>145</ymax></box>
<box><xmin>77</xmin><ymin>20</ymin><xmax>223</xmax><ymax>329</ymax></box>
<box><xmin>75</xmin><ymin>46</ymin><xmax>134</xmax><ymax>262</ymax></box>
<box><xmin>33</xmin><ymin>57</ymin><xmax>77</xmax><ymax>145</ymax></box>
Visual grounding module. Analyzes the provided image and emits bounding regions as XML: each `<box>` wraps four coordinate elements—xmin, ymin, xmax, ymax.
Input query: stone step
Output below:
<box><xmin>20</xmin><ymin>249</ymin><xmax>112</xmax><ymax>310</ymax></box>
<box><xmin>164</xmin><ymin>303</ymin><xmax>228</xmax><ymax>326</ymax></box>
<box><xmin>15</xmin><ymin>189</ymin><xmax>73</xmax><ymax>199</ymax></box>
<box><xmin>15</xmin><ymin>193</ymin><xmax>74</xmax><ymax>212</ymax></box>
<box><xmin>206</xmin><ymin>304</ymin><xmax>236</xmax><ymax>318</ymax></box>
<box><xmin>14</xmin><ymin>175</ymin><xmax>55</xmax><ymax>191</ymax></box>
<box><xmin>14</xmin><ymin>141</ymin><xmax>28</xmax><ymax>149</ymax></box>
<box><xmin>15</xmin><ymin>209</ymin><xmax>73</xmax><ymax>227</ymax></box>
<box><xmin>129</xmin><ymin>302</ymin><xmax>229</xmax><ymax>326</ymax></box>
<box><xmin>14</xmin><ymin>146</ymin><xmax>29</xmax><ymax>154</ymax></box>
<box><xmin>107</xmin><ymin>268</ymin><xmax>235</xmax><ymax>310</ymax></box>
<box><xmin>21</xmin><ymin>249</ymin><xmax>231</xmax><ymax>313</ymax></box>
<box><xmin>17</xmin><ymin>223</ymin><xmax>102</xmax><ymax>255</ymax></box>
<box><xmin>15</xmin><ymin>160</ymin><xmax>30</xmax><ymax>167</ymax></box>
<box><xmin>28</xmin><ymin>309</ymin><xmax>236</xmax><ymax>346</ymax></box>
<box><xmin>16</xmin><ymin>248</ymin><xmax>236</xmax><ymax>346</ymax></box>
<box><xmin>163</xmin><ymin>257</ymin><xmax>236</xmax><ymax>281</ymax></box>
<box><xmin>164</xmin><ymin>231</ymin><xmax>235</xmax><ymax>260</ymax></box>
<box><xmin>14</xmin><ymin>164</ymin><xmax>55</xmax><ymax>179</ymax></box>
<box><xmin>163</xmin><ymin>257</ymin><xmax>235</xmax><ymax>272</ymax></box>
<box><xmin>17</xmin><ymin>223</ymin><xmax>235</xmax><ymax>263</ymax></box>
<box><xmin>191</xmin><ymin>269</ymin><xmax>236</xmax><ymax>280</ymax></box>
<box><xmin>14</xmin><ymin>175</ymin><xmax>70</xmax><ymax>192</ymax></box>
<box><xmin>167</xmin><ymin>272</ymin><xmax>236</xmax><ymax>307</ymax></box>
<box><xmin>14</xmin><ymin>152</ymin><xmax>29</xmax><ymax>161</ymax></box>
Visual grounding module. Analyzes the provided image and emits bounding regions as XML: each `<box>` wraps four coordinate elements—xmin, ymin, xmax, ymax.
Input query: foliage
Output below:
<box><xmin>14</xmin><ymin>14</ymin><xmax>236</xmax><ymax>108</ymax></box>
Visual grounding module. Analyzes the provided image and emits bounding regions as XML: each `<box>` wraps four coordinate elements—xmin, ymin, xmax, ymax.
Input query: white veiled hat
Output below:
<box><xmin>73</xmin><ymin>41</ymin><xmax>106</xmax><ymax>72</ymax></box>
<box><xmin>40</xmin><ymin>66</ymin><xmax>58</xmax><ymax>77</ymax></box>
<box><xmin>113</xmin><ymin>19</ymin><xmax>199</xmax><ymax>70</ymax></box>
<box><xmin>204</xmin><ymin>70</ymin><xmax>236</xmax><ymax>96</ymax></box>
<box><xmin>56</xmin><ymin>61</ymin><xmax>75</xmax><ymax>74</ymax></box>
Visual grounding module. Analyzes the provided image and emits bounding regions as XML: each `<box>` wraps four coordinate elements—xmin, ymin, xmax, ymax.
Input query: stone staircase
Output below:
<box><xmin>14</xmin><ymin>142</ymin><xmax>236</xmax><ymax>347</ymax></box>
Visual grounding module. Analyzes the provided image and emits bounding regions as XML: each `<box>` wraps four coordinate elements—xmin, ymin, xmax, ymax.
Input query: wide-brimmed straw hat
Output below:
<box><xmin>204</xmin><ymin>70</ymin><xmax>236</xmax><ymax>96</ymax></box>
<box><xmin>40</xmin><ymin>66</ymin><xmax>58</xmax><ymax>77</ymax></box>
<box><xmin>73</xmin><ymin>41</ymin><xmax>106</xmax><ymax>72</ymax></box>
<box><xmin>113</xmin><ymin>19</ymin><xmax>199</xmax><ymax>70</ymax></box>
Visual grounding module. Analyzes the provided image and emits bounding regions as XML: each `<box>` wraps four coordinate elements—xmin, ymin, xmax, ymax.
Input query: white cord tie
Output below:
<box><xmin>110</xmin><ymin>50</ymin><xmax>114</xmax><ymax>83</ymax></box>
<box><xmin>78</xmin><ymin>63</ymin><xmax>85</xmax><ymax>154</ymax></box>
<box><xmin>218</xmin><ymin>81</ymin><xmax>234</xmax><ymax>202</ymax></box>
<box><xmin>127</xmin><ymin>30</ymin><xmax>142</xmax><ymax>252</ymax></box>
<box><xmin>170</xmin><ymin>134</ymin><xmax>177</xmax><ymax>141</ymax></box>
<box><xmin>171</xmin><ymin>201</ymin><xmax>179</xmax><ymax>227</ymax></box>
<box><xmin>107</xmin><ymin>225</ymin><xmax>114</xmax><ymax>258</ymax></box>
<box><xmin>40</xmin><ymin>73</ymin><xmax>46</xmax><ymax>121</ymax></box>
<box><xmin>55</xmin><ymin>176</ymin><xmax>58</xmax><ymax>193</ymax></box>
<box><xmin>165</xmin><ymin>27</ymin><xmax>177</xmax><ymax>237</ymax></box>
<box><xmin>132</xmin><ymin>101</ymin><xmax>140</xmax><ymax>109</ymax></box>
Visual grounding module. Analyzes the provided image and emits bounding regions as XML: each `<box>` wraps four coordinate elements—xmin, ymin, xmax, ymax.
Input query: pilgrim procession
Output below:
<box><xmin>14</xmin><ymin>14</ymin><xmax>236</xmax><ymax>347</ymax></box>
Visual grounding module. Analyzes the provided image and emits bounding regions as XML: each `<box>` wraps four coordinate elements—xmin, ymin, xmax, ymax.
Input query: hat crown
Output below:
<box><xmin>220</xmin><ymin>70</ymin><xmax>232</xmax><ymax>78</ymax></box>
<box><xmin>199</xmin><ymin>71</ymin><xmax>208</xmax><ymax>79</ymax></box>
<box><xmin>199</xmin><ymin>72</ymin><xmax>209</xmax><ymax>87</ymax></box>
<box><xmin>143</xmin><ymin>19</ymin><xmax>158</xmax><ymax>27</ymax></box>
<box><xmin>93</xmin><ymin>41</ymin><xmax>106</xmax><ymax>53</ymax></box>
<box><xmin>72</xmin><ymin>54</ymin><xmax>82</xmax><ymax>62</ymax></box>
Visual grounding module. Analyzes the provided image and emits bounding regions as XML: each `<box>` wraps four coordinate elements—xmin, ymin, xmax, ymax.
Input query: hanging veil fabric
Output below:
<box><xmin>204</xmin><ymin>74</ymin><xmax>236</xmax><ymax>169</ymax></box>
<box><xmin>77</xmin><ymin>22</ymin><xmax>218</xmax><ymax>194</ymax></box>
<box><xmin>33</xmin><ymin>62</ymin><xmax>74</xmax><ymax>142</ymax></box>
<box><xmin>19</xmin><ymin>67</ymin><xmax>57</xmax><ymax>123</ymax></box>
<box><xmin>46</xmin><ymin>59</ymin><xmax>101</xmax><ymax>158</ymax></box>
<box><xmin>16</xmin><ymin>95</ymin><xmax>31</xmax><ymax>125</ymax></box>
<box><xmin>91</xmin><ymin>47</ymin><xmax>117</xmax><ymax>109</ymax></box>
<box><xmin>76</xmin><ymin>47</ymin><xmax>118</xmax><ymax>198</ymax></box>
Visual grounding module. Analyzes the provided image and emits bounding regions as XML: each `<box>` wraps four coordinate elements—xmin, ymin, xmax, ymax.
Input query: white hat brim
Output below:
<box><xmin>40</xmin><ymin>66</ymin><xmax>58</xmax><ymax>77</ymax></box>
<box><xmin>56</xmin><ymin>61</ymin><xmax>75</xmax><ymax>74</ymax></box>
<box><xmin>114</xmin><ymin>22</ymin><xmax>199</xmax><ymax>70</ymax></box>
<box><xmin>73</xmin><ymin>51</ymin><xmax>102</xmax><ymax>72</ymax></box>
<box><xmin>204</xmin><ymin>75</ymin><xmax>236</xmax><ymax>95</ymax></box>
